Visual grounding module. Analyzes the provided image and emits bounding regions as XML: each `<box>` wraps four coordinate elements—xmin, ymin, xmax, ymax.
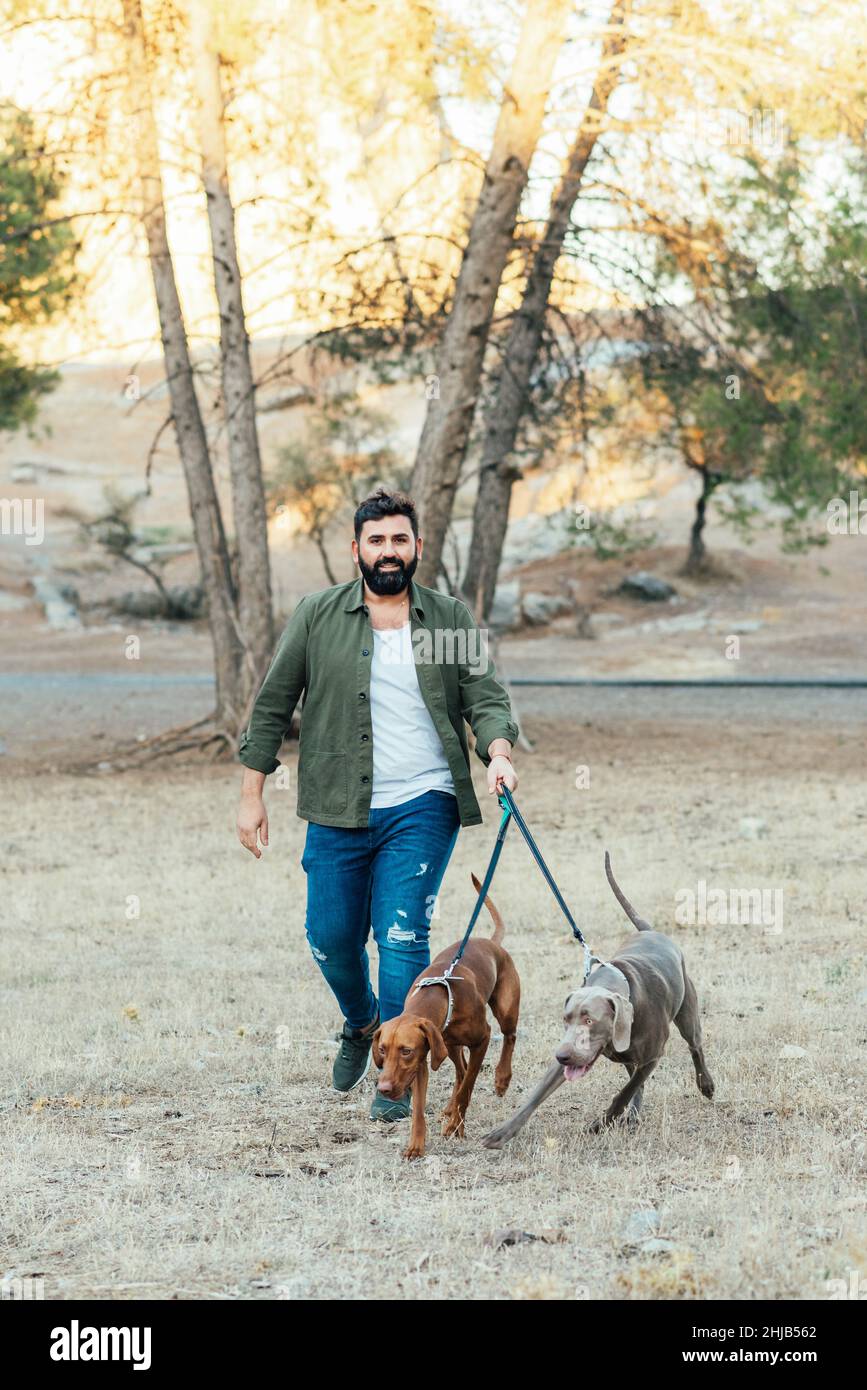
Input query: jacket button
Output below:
<box><xmin>358</xmin><ymin>692</ymin><xmax>366</xmax><ymax>700</ymax></box>
<box><xmin>361</xmin><ymin>775</ymin><xmax>370</xmax><ymax>783</ymax></box>
<box><xmin>361</xmin><ymin>734</ymin><xmax>369</xmax><ymax>741</ymax></box>
<box><xmin>362</xmin><ymin>648</ymin><xmax>369</xmax><ymax>657</ymax></box>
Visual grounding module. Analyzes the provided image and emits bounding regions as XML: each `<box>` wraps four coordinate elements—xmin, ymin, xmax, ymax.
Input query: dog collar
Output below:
<box><xmin>585</xmin><ymin>956</ymin><xmax>630</xmax><ymax>995</ymax></box>
<box><xmin>410</xmin><ymin>974</ymin><xmax>464</xmax><ymax>1030</ymax></box>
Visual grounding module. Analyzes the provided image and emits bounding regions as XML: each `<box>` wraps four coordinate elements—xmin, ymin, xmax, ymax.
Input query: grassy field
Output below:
<box><xmin>2</xmin><ymin>689</ymin><xmax>865</xmax><ymax>1300</ymax></box>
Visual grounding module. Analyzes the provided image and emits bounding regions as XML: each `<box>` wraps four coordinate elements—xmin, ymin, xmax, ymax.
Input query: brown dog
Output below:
<box><xmin>372</xmin><ymin>874</ymin><xmax>520</xmax><ymax>1160</ymax></box>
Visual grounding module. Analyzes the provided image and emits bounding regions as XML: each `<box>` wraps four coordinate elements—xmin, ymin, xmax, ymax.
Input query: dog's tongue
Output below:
<box><xmin>564</xmin><ymin>1056</ymin><xmax>598</xmax><ymax>1081</ymax></box>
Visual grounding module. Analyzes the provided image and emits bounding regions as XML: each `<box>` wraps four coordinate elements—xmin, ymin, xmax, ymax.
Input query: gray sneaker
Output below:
<box><xmin>369</xmin><ymin>1090</ymin><xmax>412</xmax><ymax>1123</ymax></box>
<box><xmin>332</xmin><ymin>1010</ymin><xmax>379</xmax><ymax>1093</ymax></box>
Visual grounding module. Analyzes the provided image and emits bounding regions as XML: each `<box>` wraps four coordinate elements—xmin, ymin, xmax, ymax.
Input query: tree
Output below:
<box><xmin>410</xmin><ymin>0</ymin><xmax>573</xmax><ymax>586</ymax></box>
<box><xmin>121</xmin><ymin>0</ymin><xmax>245</xmax><ymax>740</ymax></box>
<box><xmin>267</xmin><ymin>394</ymin><xmax>405</xmax><ymax>586</ymax></box>
<box><xmin>625</xmin><ymin>150</ymin><xmax>867</xmax><ymax>571</ymax></box>
<box><xmin>0</xmin><ymin>105</ymin><xmax>78</xmax><ymax>431</ymax></box>
<box><xmin>184</xmin><ymin>0</ymin><xmax>273</xmax><ymax>677</ymax></box>
<box><xmin>78</xmin><ymin>487</ymin><xmax>202</xmax><ymax>618</ymax></box>
<box><xmin>462</xmin><ymin>0</ymin><xmax>632</xmax><ymax>618</ymax></box>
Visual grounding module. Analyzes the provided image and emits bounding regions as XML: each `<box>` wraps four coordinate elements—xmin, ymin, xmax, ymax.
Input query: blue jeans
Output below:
<box><xmin>300</xmin><ymin>790</ymin><xmax>461</xmax><ymax>1028</ymax></box>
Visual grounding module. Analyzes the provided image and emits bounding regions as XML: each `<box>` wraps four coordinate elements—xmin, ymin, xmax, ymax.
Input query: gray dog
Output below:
<box><xmin>482</xmin><ymin>853</ymin><xmax>714</xmax><ymax>1148</ymax></box>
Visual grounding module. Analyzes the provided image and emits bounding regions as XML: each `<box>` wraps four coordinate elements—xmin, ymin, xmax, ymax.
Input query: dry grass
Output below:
<box><xmin>2</xmin><ymin>695</ymin><xmax>865</xmax><ymax>1300</ymax></box>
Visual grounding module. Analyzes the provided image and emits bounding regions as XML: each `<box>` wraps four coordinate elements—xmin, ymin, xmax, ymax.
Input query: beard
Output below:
<box><xmin>358</xmin><ymin>551</ymin><xmax>418</xmax><ymax>596</ymax></box>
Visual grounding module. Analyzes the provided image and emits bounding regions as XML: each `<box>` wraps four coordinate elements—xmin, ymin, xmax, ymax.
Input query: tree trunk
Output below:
<box><xmin>121</xmin><ymin>0</ymin><xmax>244</xmax><ymax>732</ymax></box>
<box><xmin>313</xmin><ymin>528</ymin><xmax>339</xmax><ymax>587</ymax></box>
<box><xmin>185</xmin><ymin>0</ymin><xmax>274</xmax><ymax>691</ymax></box>
<box><xmin>683</xmin><ymin>466</ymin><xmax>718</xmax><ymax>575</ymax></box>
<box><xmin>410</xmin><ymin>0</ymin><xmax>572</xmax><ymax>587</ymax></box>
<box><xmin>463</xmin><ymin>0</ymin><xmax>632</xmax><ymax>621</ymax></box>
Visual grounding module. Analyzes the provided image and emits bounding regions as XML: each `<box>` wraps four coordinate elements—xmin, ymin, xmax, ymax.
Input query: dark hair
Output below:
<box><xmin>353</xmin><ymin>487</ymin><xmax>418</xmax><ymax>542</ymax></box>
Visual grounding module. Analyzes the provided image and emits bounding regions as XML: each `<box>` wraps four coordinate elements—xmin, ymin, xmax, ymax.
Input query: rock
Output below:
<box><xmin>521</xmin><ymin>591</ymin><xmax>574</xmax><ymax>626</ymax></box>
<box><xmin>31</xmin><ymin>574</ymin><xmax>82</xmax><ymax>630</ymax></box>
<box><xmin>617</xmin><ymin>571</ymin><xmax>676</xmax><ymax>602</ymax></box>
<box><xmin>739</xmin><ymin>816</ymin><xmax>768</xmax><ymax>840</ymax></box>
<box><xmin>485</xmin><ymin>1228</ymin><xmax>538</xmax><ymax>1249</ymax></box>
<box><xmin>111</xmin><ymin>584</ymin><xmax>204</xmax><ymax>620</ymax></box>
<box><xmin>499</xmin><ymin>508</ymin><xmax>578</xmax><ymax>568</ymax></box>
<box><xmin>0</xmin><ymin>591</ymin><xmax>29</xmax><ymax>612</ymax></box>
<box><xmin>113</xmin><ymin>590</ymin><xmax>164</xmax><ymax>619</ymax></box>
<box><xmin>639</xmin><ymin>612</ymin><xmax>709</xmax><ymax>635</ymax></box>
<box><xmin>778</xmin><ymin>1044</ymin><xmax>807</xmax><ymax>1059</ymax></box>
<box><xmin>489</xmin><ymin>581</ymin><xmax>521</xmax><ymax>631</ymax></box>
<box><xmin>167</xmin><ymin>584</ymin><xmax>205</xmax><ymax>619</ymax></box>
<box><xmin>10</xmin><ymin>462</ymin><xmax>38</xmax><ymax>483</ymax></box>
<box><xmin>635</xmin><ymin>1238</ymin><xmax>677</xmax><ymax>1256</ymax></box>
<box><xmin>723</xmin><ymin>620</ymin><xmax>763</xmax><ymax>634</ymax></box>
<box><xmin>624</xmin><ymin>1209</ymin><xmax>661</xmax><ymax>1242</ymax></box>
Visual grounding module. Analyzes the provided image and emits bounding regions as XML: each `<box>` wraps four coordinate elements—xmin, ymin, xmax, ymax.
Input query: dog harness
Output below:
<box><xmin>410</xmin><ymin>974</ymin><xmax>464</xmax><ymax>1030</ymax></box>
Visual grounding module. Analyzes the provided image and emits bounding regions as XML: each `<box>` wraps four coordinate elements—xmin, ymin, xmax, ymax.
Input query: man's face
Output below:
<box><xmin>353</xmin><ymin>514</ymin><xmax>421</xmax><ymax>596</ymax></box>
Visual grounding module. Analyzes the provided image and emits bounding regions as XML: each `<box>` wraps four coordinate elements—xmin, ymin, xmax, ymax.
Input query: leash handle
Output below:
<box><xmin>447</xmin><ymin>800</ymin><xmax>511</xmax><ymax>971</ymax></box>
<box><xmin>497</xmin><ymin>785</ymin><xmax>586</xmax><ymax>947</ymax></box>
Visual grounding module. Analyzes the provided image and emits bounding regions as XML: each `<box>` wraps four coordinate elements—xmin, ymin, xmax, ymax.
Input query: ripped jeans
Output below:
<box><xmin>300</xmin><ymin>789</ymin><xmax>462</xmax><ymax>1028</ymax></box>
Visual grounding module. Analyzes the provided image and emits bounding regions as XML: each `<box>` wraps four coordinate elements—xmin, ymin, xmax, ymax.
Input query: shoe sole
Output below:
<box><xmin>332</xmin><ymin>1047</ymin><xmax>372</xmax><ymax>1094</ymax></box>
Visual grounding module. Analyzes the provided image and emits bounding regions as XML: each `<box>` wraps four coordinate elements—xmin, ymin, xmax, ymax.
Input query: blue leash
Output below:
<box><xmin>444</xmin><ymin>784</ymin><xmax>594</xmax><ymax>982</ymax></box>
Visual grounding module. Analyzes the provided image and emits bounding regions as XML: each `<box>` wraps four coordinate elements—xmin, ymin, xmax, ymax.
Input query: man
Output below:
<box><xmin>236</xmin><ymin>488</ymin><xmax>519</xmax><ymax>1122</ymax></box>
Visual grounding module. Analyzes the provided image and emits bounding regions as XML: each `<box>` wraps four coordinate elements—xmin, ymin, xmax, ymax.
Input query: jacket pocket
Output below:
<box><xmin>298</xmin><ymin>749</ymin><xmax>348</xmax><ymax>816</ymax></box>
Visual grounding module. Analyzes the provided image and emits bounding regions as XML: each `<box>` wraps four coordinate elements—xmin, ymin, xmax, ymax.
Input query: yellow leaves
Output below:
<box><xmin>510</xmin><ymin>1273</ymin><xmax>569</xmax><ymax>1299</ymax></box>
<box><xmin>31</xmin><ymin>1095</ymin><xmax>80</xmax><ymax>1112</ymax></box>
<box><xmin>122</xmin><ymin>1004</ymin><xmax>139</xmax><ymax>1021</ymax></box>
<box><xmin>614</xmin><ymin>1249</ymin><xmax>708</xmax><ymax>1298</ymax></box>
<box><xmin>31</xmin><ymin>1094</ymin><xmax>133</xmax><ymax>1112</ymax></box>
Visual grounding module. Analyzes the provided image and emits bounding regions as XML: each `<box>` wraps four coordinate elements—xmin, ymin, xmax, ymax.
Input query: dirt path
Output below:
<box><xmin>2</xmin><ymin>691</ymin><xmax>864</xmax><ymax>1300</ymax></box>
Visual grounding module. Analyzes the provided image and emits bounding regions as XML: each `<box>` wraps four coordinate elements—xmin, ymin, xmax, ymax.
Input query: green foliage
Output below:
<box><xmin>267</xmin><ymin>395</ymin><xmax>407</xmax><ymax>568</ymax></box>
<box><xmin>0</xmin><ymin>341</ymin><xmax>57</xmax><ymax>431</ymax></box>
<box><xmin>625</xmin><ymin>147</ymin><xmax>867</xmax><ymax>555</ymax></box>
<box><xmin>568</xmin><ymin>508</ymin><xmax>655</xmax><ymax>560</ymax></box>
<box><xmin>0</xmin><ymin>104</ymin><xmax>79</xmax><ymax>432</ymax></box>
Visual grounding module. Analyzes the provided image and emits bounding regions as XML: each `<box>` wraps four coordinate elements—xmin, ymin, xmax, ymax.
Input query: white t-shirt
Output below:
<box><xmin>369</xmin><ymin>621</ymin><xmax>456</xmax><ymax>809</ymax></box>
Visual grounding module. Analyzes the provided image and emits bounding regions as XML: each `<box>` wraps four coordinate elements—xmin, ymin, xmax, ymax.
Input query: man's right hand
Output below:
<box><xmin>237</xmin><ymin>793</ymin><xmax>269</xmax><ymax>859</ymax></box>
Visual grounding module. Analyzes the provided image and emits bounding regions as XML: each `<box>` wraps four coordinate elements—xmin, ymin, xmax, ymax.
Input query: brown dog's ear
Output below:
<box><xmin>419</xmin><ymin>1019</ymin><xmax>448</xmax><ymax>1071</ymax></box>
<box><xmin>371</xmin><ymin>1026</ymin><xmax>384</xmax><ymax>1069</ymax></box>
<box><xmin>610</xmin><ymin>993</ymin><xmax>634</xmax><ymax>1052</ymax></box>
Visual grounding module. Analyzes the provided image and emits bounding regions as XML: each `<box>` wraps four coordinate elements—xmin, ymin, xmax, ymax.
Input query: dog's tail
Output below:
<box><xmin>470</xmin><ymin>872</ymin><xmax>505</xmax><ymax>944</ymax></box>
<box><xmin>604</xmin><ymin>851</ymin><xmax>653</xmax><ymax>932</ymax></box>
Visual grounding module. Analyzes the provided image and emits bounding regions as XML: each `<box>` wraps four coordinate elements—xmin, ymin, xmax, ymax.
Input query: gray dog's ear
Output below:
<box><xmin>610</xmin><ymin>994</ymin><xmax>634</xmax><ymax>1052</ymax></box>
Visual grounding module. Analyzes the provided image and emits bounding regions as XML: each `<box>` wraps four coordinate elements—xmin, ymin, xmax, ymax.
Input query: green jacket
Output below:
<box><xmin>238</xmin><ymin>576</ymin><xmax>518</xmax><ymax>828</ymax></box>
